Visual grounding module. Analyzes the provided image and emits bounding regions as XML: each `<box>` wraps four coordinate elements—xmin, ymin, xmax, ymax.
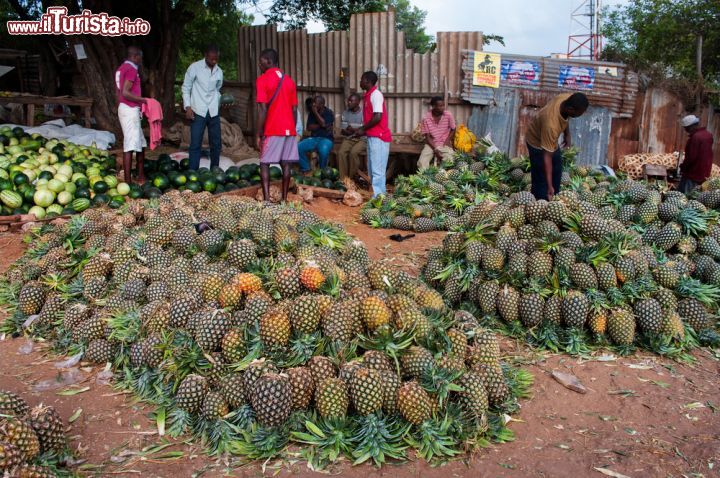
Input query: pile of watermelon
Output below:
<box><xmin>293</xmin><ymin>166</ymin><xmax>346</xmax><ymax>190</ymax></box>
<box><xmin>141</xmin><ymin>154</ymin><xmax>277</xmax><ymax>197</ymax></box>
<box><xmin>0</xmin><ymin>126</ymin><xmax>130</xmax><ymax>218</ymax></box>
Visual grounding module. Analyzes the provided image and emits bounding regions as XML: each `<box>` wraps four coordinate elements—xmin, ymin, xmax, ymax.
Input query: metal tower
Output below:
<box><xmin>567</xmin><ymin>0</ymin><xmax>603</xmax><ymax>60</ymax></box>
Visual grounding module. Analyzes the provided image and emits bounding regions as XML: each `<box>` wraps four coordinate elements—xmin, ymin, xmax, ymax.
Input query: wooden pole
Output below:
<box><xmin>696</xmin><ymin>34</ymin><xmax>703</xmax><ymax>112</ymax></box>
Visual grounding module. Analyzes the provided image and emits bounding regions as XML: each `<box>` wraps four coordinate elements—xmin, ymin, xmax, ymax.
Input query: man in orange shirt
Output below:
<box><xmin>525</xmin><ymin>93</ymin><xmax>588</xmax><ymax>200</ymax></box>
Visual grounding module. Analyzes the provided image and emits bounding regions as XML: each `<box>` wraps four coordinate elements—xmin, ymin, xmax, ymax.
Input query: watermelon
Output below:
<box><xmin>93</xmin><ymin>181</ymin><xmax>108</xmax><ymax>194</ymax></box>
<box><xmin>171</xmin><ymin>173</ymin><xmax>187</xmax><ymax>187</ymax></box>
<box><xmin>0</xmin><ymin>179</ymin><xmax>13</xmax><ymax>191</ymax></box>
<box><xmin>202</xmin><ymin>179</ymin><xmax>217</xmax><ymax>193</ymax></box>
<box><xmin>71</xmin><ymin>198</ymin><xmax>90</xmax><ymax>212</ymax></box>
<box><xmin>186</xmin><ymin>181</ymin><xmax>202</xmax><ymax>193</ymax></box>
<box><xmin>128</xmin><ymin>184</ymin><xmax>143</xmax><ymax>199</ymax></box>
<box><xmin>0</xmin><ymin>190</ymin><xmax>23</xmax><ymax>209</ymax></box>
<box><xmin>187</xmin><ymin>171</ymin><xmax>200</xmax><ymax>183</ymax></box>
<box><xmin>75</xmin><ymin>188</ymin><xmax>91</xmax><ymax>200</ymax></box>
<box><xmin>270</xmin><ymin>167</ymin><xmax>282</xmax><ymax>180</ymax></box>
<box><xmin>180</xmin><ymin>158</ymin><xmax>191</xmax><ymax>170</ymax></box>
<box><xmin>92</xmin><ymin>193</ymin><xmax>110</xmax><ymax>205</ymax></box>
<box><xmin>12</xmin><ymin>172</ymin><xmax>29</xmax><ymax>186</ymax></box>
<box><xmin>144</xmin><ymin>187</ymin><xmax>162</xmax><ymax>199</ymax></box>
<box><xmin>152</xmin><ymin>174</ymin><xmax>170</xmax><ymax>190</ymax></box>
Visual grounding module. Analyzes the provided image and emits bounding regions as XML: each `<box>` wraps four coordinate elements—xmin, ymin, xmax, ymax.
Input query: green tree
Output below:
<box><xmin>602</xmin><ymin>0</ymin><xmax>719</xmax><ymax>104</ymax></box>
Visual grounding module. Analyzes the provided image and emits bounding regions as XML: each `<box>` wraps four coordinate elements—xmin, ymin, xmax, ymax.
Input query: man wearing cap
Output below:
<box><xmin>679</xmin><ymin>115</ymin><xmax>714</xmax><ymax>194</ymax></box>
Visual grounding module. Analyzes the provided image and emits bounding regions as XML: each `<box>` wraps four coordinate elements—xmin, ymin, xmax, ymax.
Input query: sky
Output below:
<box><xmin>249</xmin><ymin>0</ymin><xmax>630</xmax><ymax>57</ymax></box>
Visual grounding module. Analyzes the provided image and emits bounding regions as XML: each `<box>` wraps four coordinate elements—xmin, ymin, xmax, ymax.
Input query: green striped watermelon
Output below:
<box><xmin>71</xmin><ymin>198</ymin><xmax>91</xmax><ymax>212</ymax></box>
<box><xmin>0</xmin><ymin>190</ymin><xmax>23</xmax><ymax>209</ymax></box>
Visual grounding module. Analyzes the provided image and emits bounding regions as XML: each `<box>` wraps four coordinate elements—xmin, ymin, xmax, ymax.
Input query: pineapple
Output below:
<box><xmin>322</xmin><ymin>301</ymin><xmax>356</xmax><ymax>343</ymax></box>
<box><xmin>468</xmin><ymin>328</ymin><xmax>501</xmax><ymax>365</ymax></box>
<box><xmin>288</xmin><ymin>295</ymin><xmax>320</xmax><ymax>334</ymax></box>
<box><xmin>362</xmin><ymin>350</ymin><xmax>394</xmax><ymax>373</ymax></box>
<box><xmin>477</xmin><ymin>280</ymin><xmax>499</xmax><ymax>315</ymax></box>
<box><xmin>397</xmin><ymin>381</ymin><xmax>431</xmax><ymax>425</ymax></box>
<box><xmin>633</xmin><ymin>299</ymin><xmax>663</xmax><ymax>335</ymax></box>
<box><xmin>519</xmin><ymin>293</ymin><xmax>544</xmax><ymax>328</ymax></box>
<box><xmin>481</xmin><ymin>247</ymin><xmax>505</xmax><ymax>273</ymax></box>
<box><xmin>367</xmin><ymin>262</ymin><xmax>397</xmax><ymax>291</ymax></box>
<box><xmin>0</xmin><ymin>441</ymin><xmax>22</xmax><ymax>470</ymax></box>
<box><xmin>401</xmin><ymin>346</ymin><xmax>435</xmax><ymax>379</ymax></box>
<box><xmin>299</xmin><ymin>263</ymin><xmax>326</xmax><ymax>291</ymax></box>
<box><xmin>527</xmin><ymin>251</ymin><xmax>553</xmax><ymax>278</ymax></box>
<box><xmin>218</xmin><ymin>283</ymin><xmax>243</xmax><ymax>310</ymax></box>
<box><xmin>596</xmin><ymin>263</ymin><xmax>617</xmax><ymax>290</ymax></box>
<box><xmin>243</xmin><ymin>359</ymin><xmax>279</xmax><ymax>392</ymax></box>
<box><xmin>607</xmin><ymin>308</ymin><xmax>636</xmax><ymax>345</ymax></box>
<box><xmin>201</xmin><ymin>391</ymin><xmax>229</xmax><ymax>420</ymax></box>
<box><xmin>496</xmin><ymin>285</ymin><xmax>520</xmax><ymax>323</ymax></box>
<box><xmin>221</xmin><ymin>328</ymin><xmax>247</xmax><ymax>363</ymax></box>
<box><xmin>659</xmin><ymin>310</ymin><xmax>685</xmax><ymax>340</ymax></box>
<box><xmin>561</xmin><ymin>291</ymin><xmax>589</xmax><ymax>328</ymax></box>
<box><xmin>287</xmin><ymin>367</ymin><xmax>315</xmax><ymax>410</ymax></box>
<box><xmin>380</xmin><ymin>371</ymin><xmax>401</xmax><ymax>414</ymax></box>
<box><xmin>614</xmin><ymin>257</ymin><xmax>636</xmax><ymax>284</ymax></box>
<box><xmin>654</xmin><ymin>222</ymin><xmax>682</xmax><ymax>251</ymax></box>
<box><xmin>315</xmin><ymin>378</ymin><xmax>349</xmax><ymax>419</ymax></box>
<box><xmin>169</xmin><ymin>294</ymin><xmax>200</xmax><ymax>328</ymax></box>
<box><xmin>232</xmin><ymin>273</ymin><xmax>263</xmax><ymax>295</ymax></box>
<box><xmin>350</xmin><ymin>368</ymin><xmax>384</xmax><ymax>415</ymax></box>
<box><xmin>677</xmin><ymin>298</ymin><xmax>711</xmax><ymax>332</ymax></box>
<box><xmin>0</xmin><ymin>391</ymin><xmax>29</xmax><ymax>418</ymax></box>
<box><xmin>456</xmin><ymin>371</ymin><xmax>489</xmax><ymax>419</ymax></box>
<box><xmin>0</xmin><ymin>417</ymin><xmax>40</xmax><ymax>461</ymax></box>
<box><xmin>414</xmin><ymin>286</ymin><xmax>445</xmax><ymax>311</ymax></box>
<box><xmin>194</xmin><ymin>310</ymin><xmax>232</xmax><ymax>352</ymax></box>
<box><xmin>141</xmin><ymin>334</ymin><xmax>164</xmax><ymax>368</ymax></box>
<box><xmin>274</xmin><ymin>267</ymin><xmax>301</xmax><ymax>299</ymax></box>
<box><xmin>473</xmin><ymin>362</ymin><xmax>509</xmax><ymax>406</ymax></box>
<box><xmin>588</xmin><ymin>310</ymin><xmax>607</xmax><ymax>335</ymax></box>
<box><xmin>359</xmin><ymin>296</ymin><xmax>391</xmax><ymax>331</ymax></box>
<box><xmin>17</xmin><ymin>282</ymin><xmax>47</xmax><ymax>316</ymax></box>
<box><xmin>84</xmin><ymin>339</ymin><xmax>117</xmax><ymax>364</ymax></box>
<box><xmin>308</xmin><ymin>356</ymin><xmax>337</xmax><ymax>384</ymax></box>
<box><xmin>653</xmin><ymin>288</ymin><xmax>678</xmax><ymax>311</ymax></box>
<box><xmin>82</xmin><ymin>252</ymin><xmax>113</xmax><ymax>280</ymax></box>
<box><xmin>199</xmin><ymin>274</ymin><xmax>224</xmax><ymax>303</ymax></box>
<box><xmin>175</xmin><ymin>374</ymin><xmax>209</xmax><ymax>413</ymax></box>
<box><xmin>259</xmin><ymin>308</ymin><xmax>291</xmax><ymax>348</ymax></box>
<box><xmin>447</xmin><ymin>328</ymin><xmax>468</xmax><ymax>357</ymax></box>
<box><xmin>569</xmin><ymin>263</ymin><xmax>599</xmax><ymax>290</ymax></box>
<box><xmin>227</xmin><ymin>240</ymin><xmax>258</xmax><ymax>269</ymax></box>
<box><xmin>218</xmin><ymin>373</ymin><xmax>246</xmax><ymax>409</ymax></box>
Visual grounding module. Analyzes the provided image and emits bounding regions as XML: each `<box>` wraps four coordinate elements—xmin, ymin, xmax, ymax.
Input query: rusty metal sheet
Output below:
<box><xmin>461</xmin><ymin>51</ymin><xmax>638</xmax><ymax>118</ymax></box>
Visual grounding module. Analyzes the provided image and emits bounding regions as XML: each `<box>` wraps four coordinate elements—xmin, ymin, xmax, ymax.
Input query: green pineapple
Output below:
<box><xmin>596</xmin><ymin>263</ymin><xmax>617</xmax><ymax>290</ymax></box>
<box><xmin>201</xmin><ymin>391</ymin><xmax>229</xmax><ymax>420</ymax></box>
<box><xmin>84</xmin><ymin>339</ymin><xmax>117</xmax><ymax>363</ymax></box>
<box><xmin>397</xmin><ymin>381</ymin><xmax>431</xmax><ymax>424</ymax></box>
<box><xmin>456</xmin><ymin>371</ymin><xmax>489</xmax><ymax>420</ymax></box>
<box><xmin>496</xmin><ymin>285</ymin><xmax>520</xmax><ymax>322</ymax></box>
<box><xmin>175</xmin><ymin>374</ymin><xmax>208</xmax><ymax>413</ymax></box>
<box><xmin>194</xmin><ymin>310</ymin><xmax>232</xmax><ymax>352</ymax></box>
<box><xmin>527</xmin><ymin>251</ymin><xmax>553</xmax><ymax>278</ymax></box>
<box><xmin>218</xmin><ymin>373</ymin><xmax>246</xmax><ymax>409</ymax></box>
<box><xmin>633</xmin><ymin>299</ymin><xmax>663</xmax><ymax>335</ymax></box>
<box><xmin>477</xmin><ymin>280</ymin><xmax>500</xmax><ymax>315</ymax></box>
<box><xmin>677</xmin><ymin>298</ymin><xmax>711</xmax><ymax>331</ymax></box>
<box><xmin>0</xmin><ymin>391</ymin><xmax>29</xmax><ymax>418</ymax></box>
<box><xmin>401</xmin><ymin>346</ymin><xmax>435</xmax><ymax>379</ymax></box>
<box><xmin>17</xmin><ymin>282</ymin><xmax>47</xmax><ymax>316</ymax></box>
<box><xmin>519</xmin><ymin>293</ymin><xmax>545</xmax><ymax>328</ymax></box>
<box><xmin>561</xmin><ymin>290</ymin><xmax>589</xmax><ymax>328</ymax></box>
<box><xmin>473</xmin><ymin>362</ymin><xmax>509</xmax><ymax>406</ymax></box>
<box><xmin>315</xmin><ymin>378</ymin><xmax>349</xmax><ymax>419</ymax></box>
<box><xmin>569</xmin><ymin>263</ymin><xmax>598</xmax><ymax>290</ymax></box>
<box><xmin>350</xmin><ymin>368</ymin><xmax>384</xmax><ymax>415</ymax></box>
<box><xmin>607</xmin><ymin>308</ymin><xmax>636</xmax><ymax>345</ymax></box>
<box><xmin>287</xmin><ymin>367</ymin><xmax>315</xmax><ymax>410</ymax></box>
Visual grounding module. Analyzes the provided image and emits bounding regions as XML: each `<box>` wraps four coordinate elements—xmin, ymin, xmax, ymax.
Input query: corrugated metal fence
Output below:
<box><xmin>233</xmin><ymin>11</ymin><xmax>484</xmax><ymax>137</ymax></box>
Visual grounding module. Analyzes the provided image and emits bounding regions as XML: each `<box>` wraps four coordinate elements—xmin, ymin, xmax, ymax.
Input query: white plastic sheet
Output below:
<box><xmin>0</xmin><ymin>120</ymin><xmax>116</xmax><ymax>150</ymax></box>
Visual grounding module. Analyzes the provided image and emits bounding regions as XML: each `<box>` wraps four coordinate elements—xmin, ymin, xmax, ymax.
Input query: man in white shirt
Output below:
<box><xmin>182</xmin><ymin>44</ymin><xmax>224</xmax><ymax>170</ymax></box>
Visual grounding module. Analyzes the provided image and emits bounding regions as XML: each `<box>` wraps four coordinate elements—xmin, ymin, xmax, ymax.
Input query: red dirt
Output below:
<box><xmin>1</xmin><ymin>201</ymin><xmax>719</xmax><ymax>478</ymax></box>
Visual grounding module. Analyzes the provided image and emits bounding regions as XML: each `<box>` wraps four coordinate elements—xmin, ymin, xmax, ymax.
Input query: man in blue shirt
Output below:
<box><xmin>182</xmin><ymin>44</ymin><xmax>224</xmax><ymax>170</ymax></box>
<box><xmin>297</xmin><ymin>95</ymin><xmax>334</xmax><ymax>173</ymax></box>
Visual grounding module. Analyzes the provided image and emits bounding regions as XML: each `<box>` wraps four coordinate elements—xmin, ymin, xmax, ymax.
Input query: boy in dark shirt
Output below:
<box><xmin>297</xmin><ymin>95</ymin><xmax>335</xmax><ymax>173</ymax></box>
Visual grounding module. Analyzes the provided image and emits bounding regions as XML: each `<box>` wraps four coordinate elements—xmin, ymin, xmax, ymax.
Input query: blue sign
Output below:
<box><xmin>558</xmin><ymin>65</ymin><xmax>595</xmax><ymax>90</ymax></box>
<box><xmin>500</xmin><ymin>59</ymin><xmax>540</xmax><ymax>86</ymax></box>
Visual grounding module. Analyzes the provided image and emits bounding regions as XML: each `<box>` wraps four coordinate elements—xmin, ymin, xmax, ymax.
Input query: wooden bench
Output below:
<box><xmin>326</xmin><ymin>136</ymin><xmax>425</xmax><ymax>179</ymax></box>
<box><xmin>0</xmin><ymin>94</ymin><xmax>93</xmax><ymax>128</ymax></box>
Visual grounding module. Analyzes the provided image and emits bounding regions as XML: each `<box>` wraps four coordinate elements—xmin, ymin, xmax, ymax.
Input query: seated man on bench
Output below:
<box><xmin>298</xmin><ymin>95</ymin><xmax>334</xmax><ymax>174</ymax></box>
<box><xmin>337</xmin><ymin>93</ymin><xmax>366</xmax><ymax>180</ymax></box>
<box><xmin>418</xmin><ymin>96</ymin><xmax>456</xmax><ymax>170</ymax></box>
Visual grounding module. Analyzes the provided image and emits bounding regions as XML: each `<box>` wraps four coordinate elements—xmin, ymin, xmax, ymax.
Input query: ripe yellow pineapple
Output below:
<box><xmin>359</xmin><ymin>296</ymin><xmax>391</xmax><ymax>331</ymax></box>
<box><xmin>299</xmin><ymin>263</ymin><xmax>326</xmax><ymax>291</ymax></box>
<box><xmin>231</xmin><ymin>273</ymin><xmax>263</xmax><ymax>294</ymax></box>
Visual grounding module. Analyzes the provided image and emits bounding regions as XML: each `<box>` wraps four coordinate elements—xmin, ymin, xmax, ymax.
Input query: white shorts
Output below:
<box><xmin>118</xmin><ymin>103</ymin><xmax>147</xmax><ymax>152</ymax></box>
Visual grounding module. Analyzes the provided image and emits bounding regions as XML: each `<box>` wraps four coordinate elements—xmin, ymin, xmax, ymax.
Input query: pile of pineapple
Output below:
<box><xmin>0</xmin><ymin>191</ymin><xmax>531</xmax><ymax>466</ymax></box>
<box><xmin>360</xmin><ymin>150</ymin><xmax>540</xmax><ymax>232</ymax></box>
<box><xmin>0</xmin><ymin>390</ymin><xmax>70</xmax><ymax>477</ymax></box>
<box><xmin>422</xmin><ymin>173</ymin><xmax>720</xmax><ymax>357</ymax></box>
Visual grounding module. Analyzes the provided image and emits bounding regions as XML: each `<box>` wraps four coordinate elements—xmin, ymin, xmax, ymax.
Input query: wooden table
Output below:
<box><xmin>0</xmin><ymin>94</ymin><xmax>93</xmax><ymax>128</ymax></box>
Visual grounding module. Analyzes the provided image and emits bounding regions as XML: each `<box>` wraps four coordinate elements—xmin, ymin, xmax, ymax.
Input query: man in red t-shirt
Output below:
<box><xmin>679</xmin><ymin>114</ymin><xmax>714</xmax><ymax>193</ymax></box>
<box><xmin>255</xmin><ymin>48</ymin><xmax>299</xmax><ymax>202</ymax></box>
<box><xmin>115</xmin><ymin>46</ymin><xmax>147</xmax><ymax>184</ymax></box>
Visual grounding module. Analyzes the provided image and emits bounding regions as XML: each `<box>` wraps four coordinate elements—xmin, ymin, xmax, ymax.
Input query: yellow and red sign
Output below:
<box><xmin>472</xmin><ymin>51</ymin><xmax>501</xmax><ymax>88</ymax></box>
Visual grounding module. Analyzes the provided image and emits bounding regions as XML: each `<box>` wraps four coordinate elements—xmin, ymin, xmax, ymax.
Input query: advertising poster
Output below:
<box><xmin>500</xmin><ymin>59</ymin><xmax>540</xmax><ymax>86</ymax></box>
<box><xmin>558</xmin><ymin>65</ymin><xmax>595</xmax><ymax>90</ymax></box>
<box><xmin>473</xmin><ymin>52</ymin><xmax>501</xmax><ymax>88</ymax></box>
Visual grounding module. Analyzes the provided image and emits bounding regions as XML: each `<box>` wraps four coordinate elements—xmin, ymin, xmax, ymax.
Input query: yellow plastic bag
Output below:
<box><xmin>453</xmin><ymin>124</ymin><xmax>476</xmax><ymax>153</ymax></box>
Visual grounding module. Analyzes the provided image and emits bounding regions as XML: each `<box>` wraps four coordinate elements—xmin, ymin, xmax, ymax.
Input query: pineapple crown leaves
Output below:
<box><xmin>465</xmin><ymin>222</ymin><xmax>497</xmax><ymax>245</ymax></box>
<box><xmin>419</xmin><ymin>365</ymin><xmax>464</xmax><ymax>410</ymax></box>
<box><xmin>405</xmin><ymin>413</ymin><xmax>461</xmax><ymax>463</ymax></box>
<box><xmin>675</xmin><ymin>277</ymin><xmax>720</xmax><ymax>307</ymax></box>
<box><xmin>106</xmin><ymin>309</ymin><xmax>142</xmax><ymax>344</ymax></box>
<box><xmin>537</xmin><ymin>233</ymin><xmax>564</xmax><ymax>254</ymax></box>
<box><xmin>585</xmin><ymin>289</ymin><xmax>610</xmax><ymax>312</ymax></box>
<box><xmin>350</xmin><ymin>412</ymin><xmax>411</xmax><ymax>466</ymax></box>
<box><xmin>291</xmin><ymin>416</ymin><xmax>358</xmax><ymax>468</ymax></box>
<box><xmin>357</xmin><ymin>326</ymin><xmax>416</xmax><ymax>372</ymax></box>
<box><xmin>562</xmin><ymin>212</ymin><xmax>583</xmax><ymax>235</ymax></box>
<box><xmin>675</xmin><ymin>207</ymin><xmax>711</xmax><ymax>237</ymax></box>
<box><xmin>305</xmin><ymin>223</ymin><xmax>349</xmax><ymax>251</ymax></box>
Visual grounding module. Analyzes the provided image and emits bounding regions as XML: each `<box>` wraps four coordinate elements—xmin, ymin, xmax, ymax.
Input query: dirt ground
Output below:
<box><xmin>0</xmin><ymin>198</ymin><xmax>718</xmax><ymax>478</ymax></box>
